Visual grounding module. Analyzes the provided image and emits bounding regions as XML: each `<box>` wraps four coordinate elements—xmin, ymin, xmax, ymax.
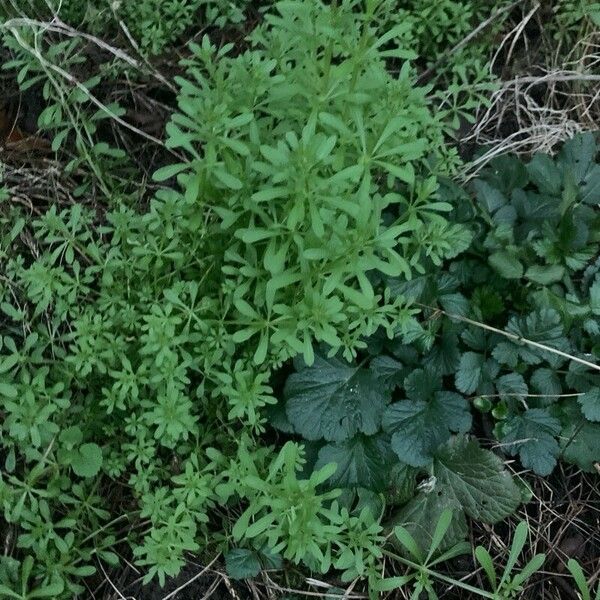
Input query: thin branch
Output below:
<box><xmin>417</xmin><ymin>0</ymin><xmax>524</xmax><ymax>83</ymax></box>
<box><xmin>4</xmin><ymin>16</ymin><xmax>139</xmax><ymax>66</ymax></box>
<box><xmin>501</xmin><ymin>73</ymin><xmax>600</xmax><ymax>87</ymax></box>
<box><xmin>421</xmin><ymin>305</ymin><xmax>600</xmax><ymax>373</ymax></box>
<box><xmin>5</xmin><ymin>26</ymin><xmax>172</xmax><ymax>150</ymax></box>
<box><xmin>162</xmin><ymin>555</ymin><xmax>221</xmax><ymax>600</ymax></box>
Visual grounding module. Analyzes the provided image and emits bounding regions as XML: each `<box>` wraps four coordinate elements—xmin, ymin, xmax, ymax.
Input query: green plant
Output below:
<box><xmin>278</xmin><ymin>349</ymin><xmax>523</xmax><ymax>544</ymax></box>
<box><xmin>473</xmin><ymin>522</ymin><xmax>546</xmax><ymax>599</ymax></box>
<box><xmin>2</xmin><ymin>0</ymin><xmax>596</xmax><ymax>595</ymax></box>
<box><xmin>395</xmin><ymin>133</ymin><xmax>600</xmax><ymax>477</ymax></box>
<box><xmin>1</xmin><ymin>27</ymin><xmax>130</xmax><ymax>198</ymax></box>
<box><xmin>375</xmin><ymin>512</ymin><xmax>545</xmax><ymax>599</ymax></box>
<box><xmin>113</xmin><ymin>0</ymin><xmax>250</xmax><ymax>55</ymax></box>
<box><xmin>155</xmin><ymin>0</ymin><xmax>470</xmax><ymax>369</ymax></box>
<box><xmin>42</xmin><ymin>0</ymin><xmax>252</xmax><ymax>55</ymax></box>
<box><xmin>275</xmin><ymin>132</ymin><xmax>600</xmax><ymax>566</ymax></box>
<box><xmin>567</xmin><ymin>558</ymin><xmax>600</xmax><ymax>600</ymax></box>
<box><xmin>0</xmin><ymin>0</ymin><xmax>485</xmax><ymax>595</ymax></box>
<box><xmin>553</xmin><ymin>0</ymin><xmax>600</xmax><ymax>41</ymax></box>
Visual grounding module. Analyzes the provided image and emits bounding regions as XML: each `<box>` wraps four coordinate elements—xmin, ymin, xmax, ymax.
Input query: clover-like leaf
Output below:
<box><xmin>284</xmin><ymin>352</ymin><xmax>389</xmax><ymax>442</ymax></box>
<box><xmin>71</xmin><ymin>443</ymin><xmax>103</xmax><ymax>478</ymax></box>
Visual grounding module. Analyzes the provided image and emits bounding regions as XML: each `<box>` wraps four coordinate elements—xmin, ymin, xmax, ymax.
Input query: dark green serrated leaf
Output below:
<box><xmin>370</xmin><ymin>355</ymin><xmax>406</xmax><ymax>392</ymax></box>
<box><xmin>590</xmin><ymin>277</ymin><xmax>600</xmax><ymax>315</ymax></box>
<box><xmin>503</xmin><ymin>309</ymin><xmax>568</xmax><ymax>366</ymax></box>
<box><xmin>473</xmin><ymin>180</ymin><xmax>507</xmax><ymax>214</ymax></box>
<box><xmin>284</xmin><ymin>353</ymin><xmax>389</xmax><ymax>442</ymax></box>
<box><xmin>439</xmin><ymin>293</ymin><xmax>470</xmax><ymax>317</ymax></box>
<box><xmin>387</xmin><ymin>462</ymin><xmax>418</xmax><ymax>505</ymax></box>
<box><xmin>530</xmin><ymin>368</ymin><xmax>562</xmax><ymax>403</ymax></box>
<box><xmin>486</xmin><ymin>154</ymin><xmax>529</xmax><ymax>192</ymax></box>
<box><xmin>526</xmin><ymin>154</ymin><xmax>561</xmax><ymax>196</ymax></box>
<box><xmin>525</xmin><ymin>264</ymin><xmax>565</xmax><ymax>285</ymax></box>
<box><xmin>315</xmin><ymin>434</ymin><xmax>395</xmax><ymax>492</ymax></box>
<box><xmin>225</xmin><ymin>549</ymin><xmax>261</xmax><ymax>580</ymax></box>
<box><xmin>383</xmin><ymin>392</ymin><xmax>471</xmax><ymax>467</ymax></box>
<box><xmin>390</xmin><ymin>482</ymin><xmax>468</xmax><ymax>553</ymax></box>
<box><xmin>489</xmin><ymin>252</ymin><xmax>523</xmax><ymax>279</ymax></box>
<box><xmin>455</xmin><ymin>352</ymin><xmax>484</xmax><ymax>395</ymax></box>
<box><xmin>492</xmin><ymin>342</ymin><xmax>519</xmax><ymax>368</ymax></box>
<box><xmin>496</xmin><ymin>373</ymin><xmax>528</xmax><ymax>400</ymax></box>
<box><xmin>424</xmin><ymin>332</ymin><xmax>461</xmax><ymax>376</ymax></box>
<box><xmin>559</xmin><ymin>132</ymin><xmax>596</xmax><ymax>183</ymax></box>
<box><xmin>559</xmin><ymin>403</ymin><xmax>600</xmax><ymax>472</ymax></box>
<box><xmin>404</xmin><ymin>368</ymin><xmax>441</xmax><ymax>402</ymax></box>
<box><xmin>267</xmin><ymin>401</ymin><xmax>295</xmax><ymax>434</ymax></box>
<box><xmin>582</xmin><ymin>165</ymin><xmax>600</xmax><ymax>204</ymax></box>
<box><xmin>578</xmin><ymin>388</ymin><xmax>600</xmax><ymax>422</ymax></box>
<box><xmin>434</xmin><ymin>437</ymin><xmax>521</xmax><ymax>523</ymax></box>
<box><xmin>500</xmin><ymin>409</ymin><xmax>561</xmax><ymax>476</ymax></box>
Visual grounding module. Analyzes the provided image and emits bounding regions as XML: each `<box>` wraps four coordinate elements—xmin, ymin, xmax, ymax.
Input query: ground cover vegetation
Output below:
<box><xmin>0</xmin><ymin>0</ymin><xmax>599</xmax><ymax>598</ymax></box>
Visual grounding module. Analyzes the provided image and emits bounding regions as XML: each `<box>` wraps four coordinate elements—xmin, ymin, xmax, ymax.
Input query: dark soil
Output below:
<box><xmin>101</xmin><ymin>563</ymin><xmax>251</xmax><ymax>600</ymax></box>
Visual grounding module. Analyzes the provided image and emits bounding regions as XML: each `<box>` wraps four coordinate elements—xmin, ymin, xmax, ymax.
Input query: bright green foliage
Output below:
<box><xmin>2</xmin><ymin>0</ymin><xmax>598</xmax><ymax>594</ymax></box>
<box><xmin>0</xmin><ymin>0</ymin><xmax>479</xmax><ymax>596</ymax></box>
<box><xmin>156</xmin><ymin>1</ymin><xmax>467</xmax><ymax>368</ymax></box>
<box><xmin>115</xmin><ymin>0</ymin><xmax>249</xmax><ymax>54</ymax></box>
<box><xmin>372</xmin><ymin>0</ymin><xmax>511</xmax><ymax>132</ymax></box>
<box><xmin>17</xmin><ymin>0</ymin><xmax>252</xmax><ymax>55</ymax></box>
